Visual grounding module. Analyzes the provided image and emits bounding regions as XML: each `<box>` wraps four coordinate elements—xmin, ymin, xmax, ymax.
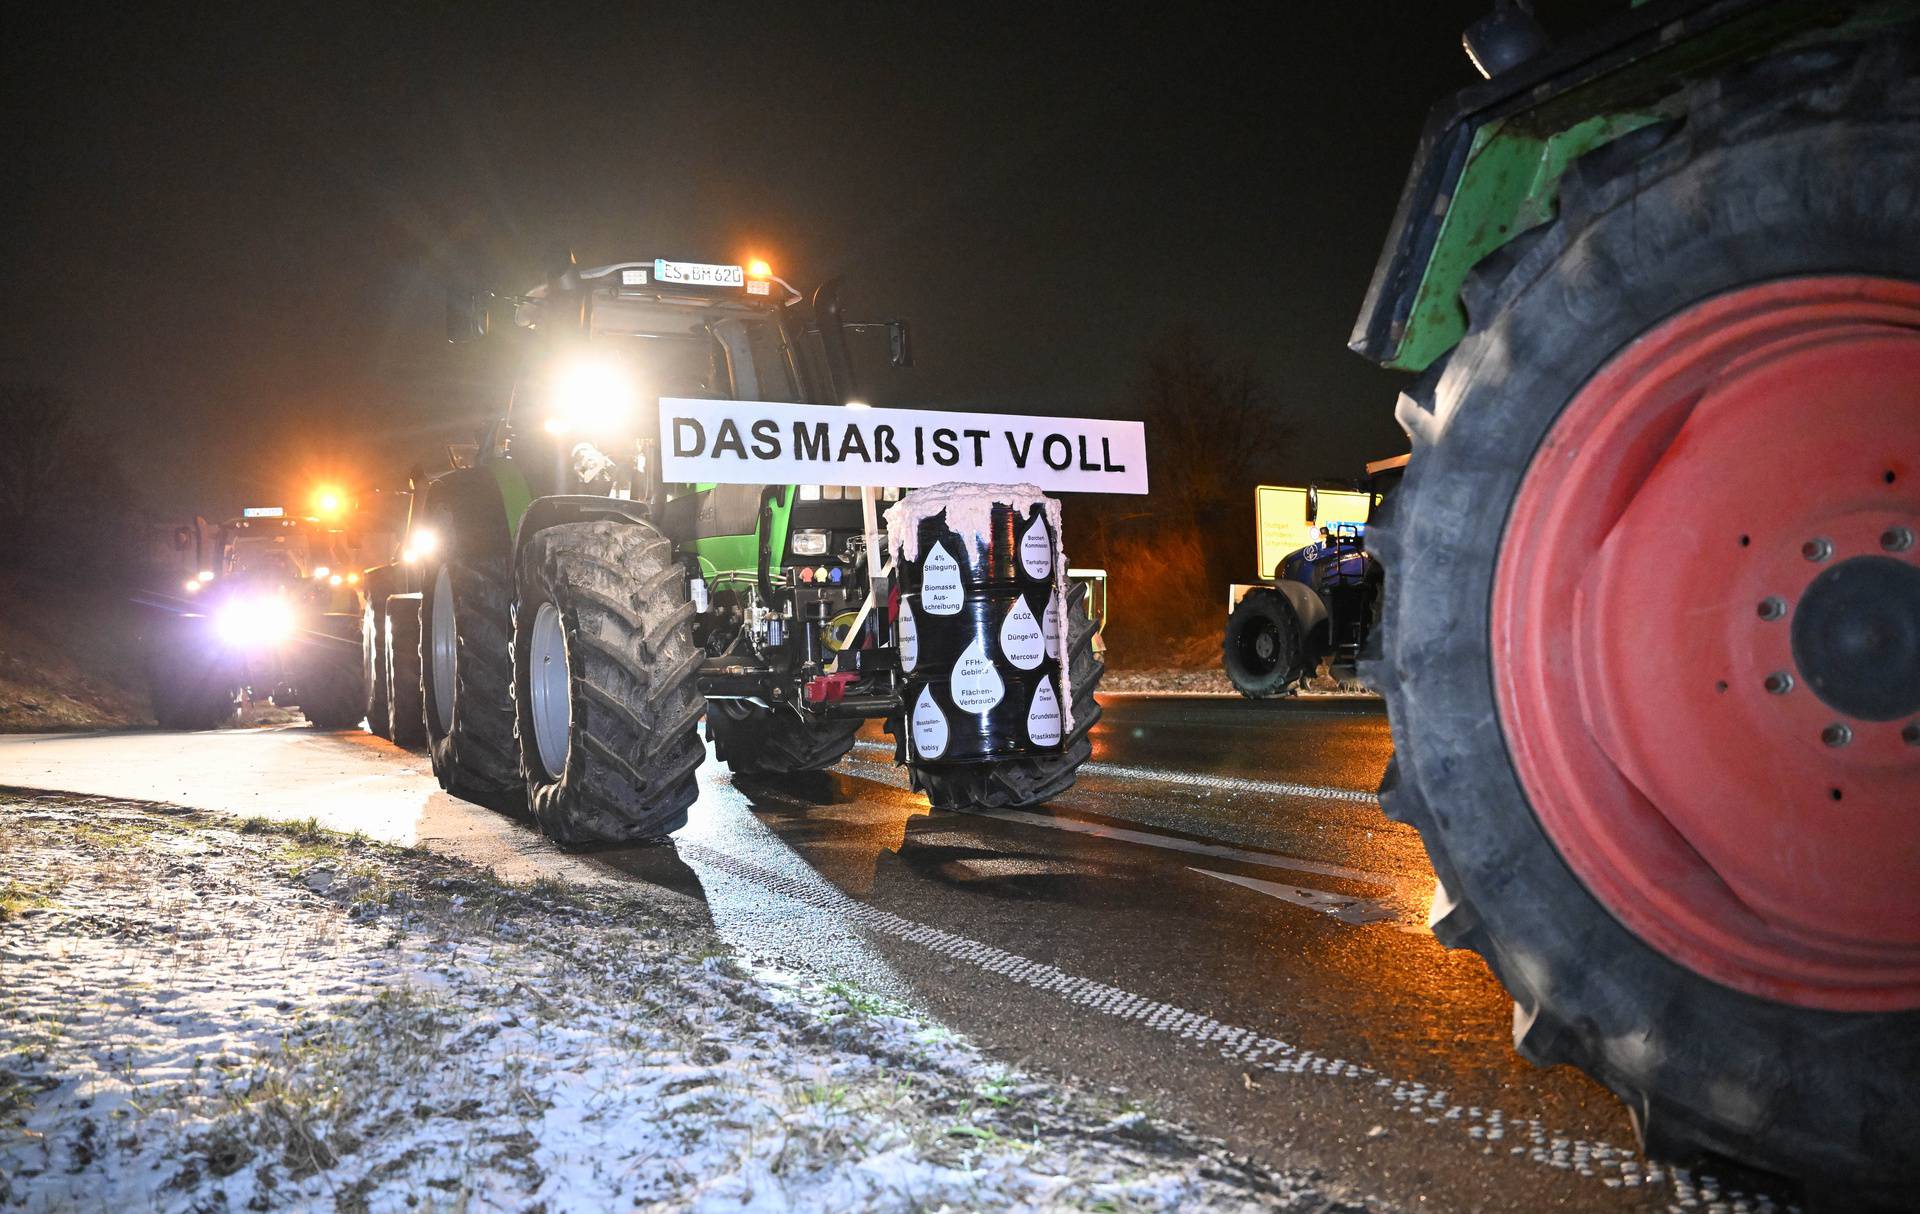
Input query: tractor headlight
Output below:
<box><xmin>545</xmin><ymin>357</ymin><xmax>637</xmax><ymax>437</ymax></box>
<box><xmin>402</xmin><ymin>527</ymin><xmax>438</xmax><ymax>563</ymax></box>
<box><xmin>216</xmin><ymin>596</ymin><xmax>294</xmax><ymax>648</ymax></box>
<box><xmin>790</xmin><ymin>529</ymin><xmax>830</xmax><ymax>557</ymax></box>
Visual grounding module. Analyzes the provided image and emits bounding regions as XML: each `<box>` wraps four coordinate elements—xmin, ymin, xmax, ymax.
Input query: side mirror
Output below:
<box><xmin>888</xmin><ymin>320</ymin><xmax>913</xmax><ymax>369</ymax></box>
<box><xmin>446</xmin><ymin>287</ymin><xmax>493</xmax><ymax>344</ymax></box>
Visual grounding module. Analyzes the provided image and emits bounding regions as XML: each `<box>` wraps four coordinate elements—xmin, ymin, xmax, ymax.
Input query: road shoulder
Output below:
<box><xmin>0</xmin><ymin>791</ymin><xmax>1378</xmax><ymax>1213</ymax></box>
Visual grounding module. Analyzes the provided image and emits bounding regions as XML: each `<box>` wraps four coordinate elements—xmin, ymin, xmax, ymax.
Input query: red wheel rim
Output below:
<box><xmin>1493</xmin><ymin>276</ymin><xmax>1920</xmax><ymax>1011</ymax></box>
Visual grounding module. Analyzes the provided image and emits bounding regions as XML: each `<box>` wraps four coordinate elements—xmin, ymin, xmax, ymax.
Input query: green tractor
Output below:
<box><xmin>398</xmin><ymin>253</ymin><xmax>1103</xmax><ymax>842</ymax></box>
<box><xmin>1354</xmin><ymin>0</ymin><xmax>1918</xmax><ymax>1196</ymax></box>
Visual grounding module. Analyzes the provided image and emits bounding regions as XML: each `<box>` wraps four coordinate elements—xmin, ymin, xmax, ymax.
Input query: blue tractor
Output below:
<box><xmin>1221</xmin><ymin>458</ymin><xmax>1401</xmax><ymax>697</ymax></box>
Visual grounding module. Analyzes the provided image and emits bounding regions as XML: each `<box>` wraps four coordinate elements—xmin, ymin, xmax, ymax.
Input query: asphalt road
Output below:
<box><xmin>0</xmin><ymin>696</ymin><xmax>1786</xmax><ymax>1212</ymax></box>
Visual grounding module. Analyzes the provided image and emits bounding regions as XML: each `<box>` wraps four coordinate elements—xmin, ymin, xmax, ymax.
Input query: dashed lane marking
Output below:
<box><xmin>977</xmin><ymin>809</ymin><xmax>1390</xmax><ymax>888</ymax></box>
<box><xmin>1189</xmin><ymin>866</ymin><xmax>1400</xmax><ymax>925</ymax></box>
<box><xmin>676</xmin><ymin>839</ymin><xmax>1771</xmax><ymax>1209</ymax></box>
<box><xmin>848</xmin><ymin>739</ymin><xmax>1382</xmax><ymax>807</ymax></box>
<box><xmin>835</xmin><ymin>749</ymin><xmax>1408</xmax><ymax>902</ymax></box>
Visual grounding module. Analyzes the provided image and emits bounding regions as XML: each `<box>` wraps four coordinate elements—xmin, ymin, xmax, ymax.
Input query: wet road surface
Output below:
<box><xmin>0</xmin><ymin>696</ymin><xmax>1786</xmax><ymax>1211</ymax></box>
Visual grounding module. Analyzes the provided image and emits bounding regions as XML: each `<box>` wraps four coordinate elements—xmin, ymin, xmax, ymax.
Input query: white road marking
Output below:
<box><xmin>1094</xmin><ymin>690</ymin><xmax>1379</xmax><ymax>702</ymax></box>
<box><xmin>848</xmin><ymin>739</ymin><xmax>1381</xmax><ymax>807</ymax></box>
<box><xmin>832</xmin><ymin>752</ymin><xmax>1415</xmax><ymax>906</ymax></box>
<box><xmin>672</xmin><ymin>839</ymin><xmax>1697</xmax><ymax>1201</ymax></box>
<box><xmin>1090</xmin><ymin>690</ymin><xmax>1242</xmax><ymax>700</ymax></box>
<box><xmin>978</xmin><ymin>808</ymin><xmax>1390</xmax><ymax>888</ymax></box>
<box><xmin>1190</xmin><ymin>866</ymin><xmax>1401</xmax><ymax>926</ymax></box>
<box><xmin>1079</xmin><ymin>760</ymin><xmax>1381</xmax><ymax>805</ymax></box>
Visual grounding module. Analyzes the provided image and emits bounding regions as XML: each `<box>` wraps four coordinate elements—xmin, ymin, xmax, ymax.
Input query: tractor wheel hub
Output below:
<box><xmin>1792</xmin><ymin>556</ymin><xmax>1920</xmax><ymax>722</ymax></box>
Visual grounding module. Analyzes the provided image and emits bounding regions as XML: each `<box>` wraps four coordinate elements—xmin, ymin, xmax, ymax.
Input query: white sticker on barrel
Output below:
<box><xmin>922</xmin><ymin>544</ymin><xmax>965</xmax><ymax>616</ymax></box>
<box><xmin>911</xmin><ymin>685</ymin><xmax>948</xmax><ymax>758</ymax></box>
<box><xmin>951</xmin><ymin>635</ymin><xmax>1004</xmax><ymax>713</ymax></box>
<box><xmin>897</xmin><ymin>600</ymin><xmax>919</xmax><ymax>673</ymax></box>
<box><xmin>1020</xmin><ymin>515</ymin><xmax>1052</xmax><ymax>579</ymax></box>
<box><xmin>999</xmin><ymin>595</ymin><xmax>1045</xmax><ymax>670</ymax></box>
<box><xmin>1028</xmin><ymin>676</ymin><xmax>1062</xmax><ymax>746</ymax></box>
<box><xmin>1043</xmin><ymin>589</ymin><xmax>1061</xmax><ymax>658</ymax></box>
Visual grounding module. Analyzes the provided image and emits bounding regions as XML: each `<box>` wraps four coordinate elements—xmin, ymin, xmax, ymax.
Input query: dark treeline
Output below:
<box><xmin>1066</xmin><ymin>326</ymin><xmax>1295</xmax><ymax>667</ymax></box>
<box><xmin>0</xmin><ymin>383</ymin><xmax>150</xmax><ymax>586</ymax></box>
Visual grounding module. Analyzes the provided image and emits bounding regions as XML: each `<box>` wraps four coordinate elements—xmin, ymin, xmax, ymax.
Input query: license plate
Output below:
<box><xmin>654</xmin><ymin>259</ymin><xmax>744</xmax><ymax>288</ymax></box>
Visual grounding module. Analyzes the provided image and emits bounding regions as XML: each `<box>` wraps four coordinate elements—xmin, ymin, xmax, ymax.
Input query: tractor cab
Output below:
<box><xmin>467</xmin><ymin>256</ymin><xmax>906</xmax><ymax>545</ymax></box>
<box><xmin>457</xmin><ymin>254</ymin><xmax>911</xmax><ymax>658</ymax></box>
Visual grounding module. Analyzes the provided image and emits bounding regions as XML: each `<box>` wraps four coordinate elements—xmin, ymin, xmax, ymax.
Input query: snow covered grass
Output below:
<box><xmin>0</xmin><ymin>793</ymin><xmax>1359</xmax><ymax>1213</ymax></box>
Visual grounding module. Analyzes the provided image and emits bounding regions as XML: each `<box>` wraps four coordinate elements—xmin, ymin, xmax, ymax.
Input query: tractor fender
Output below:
<box><xmin>418</xmin><ymin>468</ymin><xmax>512</xmax><ymax>560</ymax></box>
<box><xmin>513</xmin><ymin>495</ymin><xmax>657</xmax><ymax>558</ymax></box>
<box><xmin>1269</xmin><ymin>578</ymin><xmax>1326</xmax><ymax>638</ymax></box>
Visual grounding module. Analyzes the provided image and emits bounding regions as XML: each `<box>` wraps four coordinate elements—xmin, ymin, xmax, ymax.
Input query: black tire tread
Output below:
<box><xmin>1371</xmin><ymin>33</ymin><xmax>1920</xmax><ymax>1198</ymax></box>
<box><xmin>386</xmin><ymin>595</ymin><xmax>427</xmax><ymax>748</ymax></box>
<box><xmin>146</xmin><ymin>628</ymin><xmax>236</xmax><ymax>731</ymax></box>
<box><xmin>299</xmin><ymin>614</ymin><xmax>366</xmax><ymax>730</ymax></box>
<box><xmin>514</xmin><ymin>521</ymin><xmax>707</xmax><ymax>846</ymax></box>
<box><xmin>424</xmin><ymin>553</ymin><xmax>521</xmax><ymax>797</ymax></box>
<box><xmin>1222</xmin><ymin>588</ymin><xmax>1307</xmax><ymax>699</ymax></box>
<box><xmin>361</xmin><ymin>569</ymin><xmax>394</xmax><ymax>740</ymax></box>
<box><xmin>709</xmin><ymin>703</ymin><xmax>863</xmax><ymax>775</ymax></box>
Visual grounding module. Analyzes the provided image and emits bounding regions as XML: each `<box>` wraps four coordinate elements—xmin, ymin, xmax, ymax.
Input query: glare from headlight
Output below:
<box><xmin>196</xmin><ymin>570</ymin><xmax>215</xmax><ymax>582</ymax></box>
<box><xmin>216</xmin><ymin>597</ymin><xmax>294</xmax><ymax>648</ymax></box>
<box><xmin>312</xmin><ymin>565</ymin><xmax>331</xmax><ymax>579</ymax></box>
<box><xmin>404</xmin><ymin>527</ymin><xmax>439</xmax><ymax>562</ymax></box>
<box><xmin>547</xmin><ymin>356</ymin><xmax>637</xmax><ymax>436</ymax></box>
<box><xmin>183</xmin><ymin>579</ymin><xmax>201</xmax><ymax>593</ymax></box>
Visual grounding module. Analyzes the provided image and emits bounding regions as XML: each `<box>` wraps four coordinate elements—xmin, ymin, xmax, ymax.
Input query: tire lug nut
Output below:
<box><xmin>1882</xmin><ymin>526</ymin><xmax>1914</xmax><ymax>554</ymax></box>
<box><xmin>1821</xmin><ymin>722</ymin><xmax>1853</xmax><ymax>748</ymax></box>
<box><xmin>1764</xmin><ymin>671</ymin><xmax>1794</xmax><ymax>695</ymax></box>
<box><xmin>1756</xmin><ymin>596</ymin><xmax>1786</xmax><ymax>621</ymax></box>
<box><xmin>1802</xmin><ymin>537</ymin><xmax>1833</xmax><ymax>562</ymax></box>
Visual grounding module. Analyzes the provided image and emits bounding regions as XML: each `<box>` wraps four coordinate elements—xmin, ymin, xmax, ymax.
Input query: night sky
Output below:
<box><xmin>4</xmin><ymin>2</ymin><xmax>1610</xmax><ymax>520</ymax></box>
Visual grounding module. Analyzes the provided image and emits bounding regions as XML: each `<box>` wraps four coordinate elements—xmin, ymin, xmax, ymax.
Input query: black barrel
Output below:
<box><xmin>896</xmin><ymin>500</ymin><xmax>1065</xmax><ymax>765</ymax></box>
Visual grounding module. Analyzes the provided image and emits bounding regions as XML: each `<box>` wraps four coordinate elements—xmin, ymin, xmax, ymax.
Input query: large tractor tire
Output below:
<box><xmin>1222</xmin><ymin>588</ymin><xmax>1307</xmax><ymax>698</ymax></box>
<box><xmin>146</xmin><ymin>619</ymin><xmax>237</xmax><ymax>731</ymax></box>
<box><xmin>1370</xmin><ymin>41</ymin><xmax>1920</xmax><ymax>1199</ymax></box>
<box><xmin>361</xmin><ymin>571</ymin><xmax>393</xmax><ymax>739</ymax></box>
<box><xmin>385</xmin><ymin>593</ymin><xmax>427</xmax><ymax>749</ymax></box>
<box><xmin>512</xmin><ymin>521</ymin><xmax>706</xmax><ymax>846</ymax></box>
<box><xmin>907</xmin><ymin>579</ymin><xmax>1104</xmax><ymax>811</ymax></box>
<box><xmin>298</xmin><ymin>613</ymin><xmax>367</xmax><ymax>729</ymax></box>
<box><xmin>421</xmin><ymin>504</ymin><xmax>521</xmax><ymax>802</ymax></box>
<box><xmin>708</xmin><ymin>702</ymin><xmax>862</xmax><ymax>775</ymax></box>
